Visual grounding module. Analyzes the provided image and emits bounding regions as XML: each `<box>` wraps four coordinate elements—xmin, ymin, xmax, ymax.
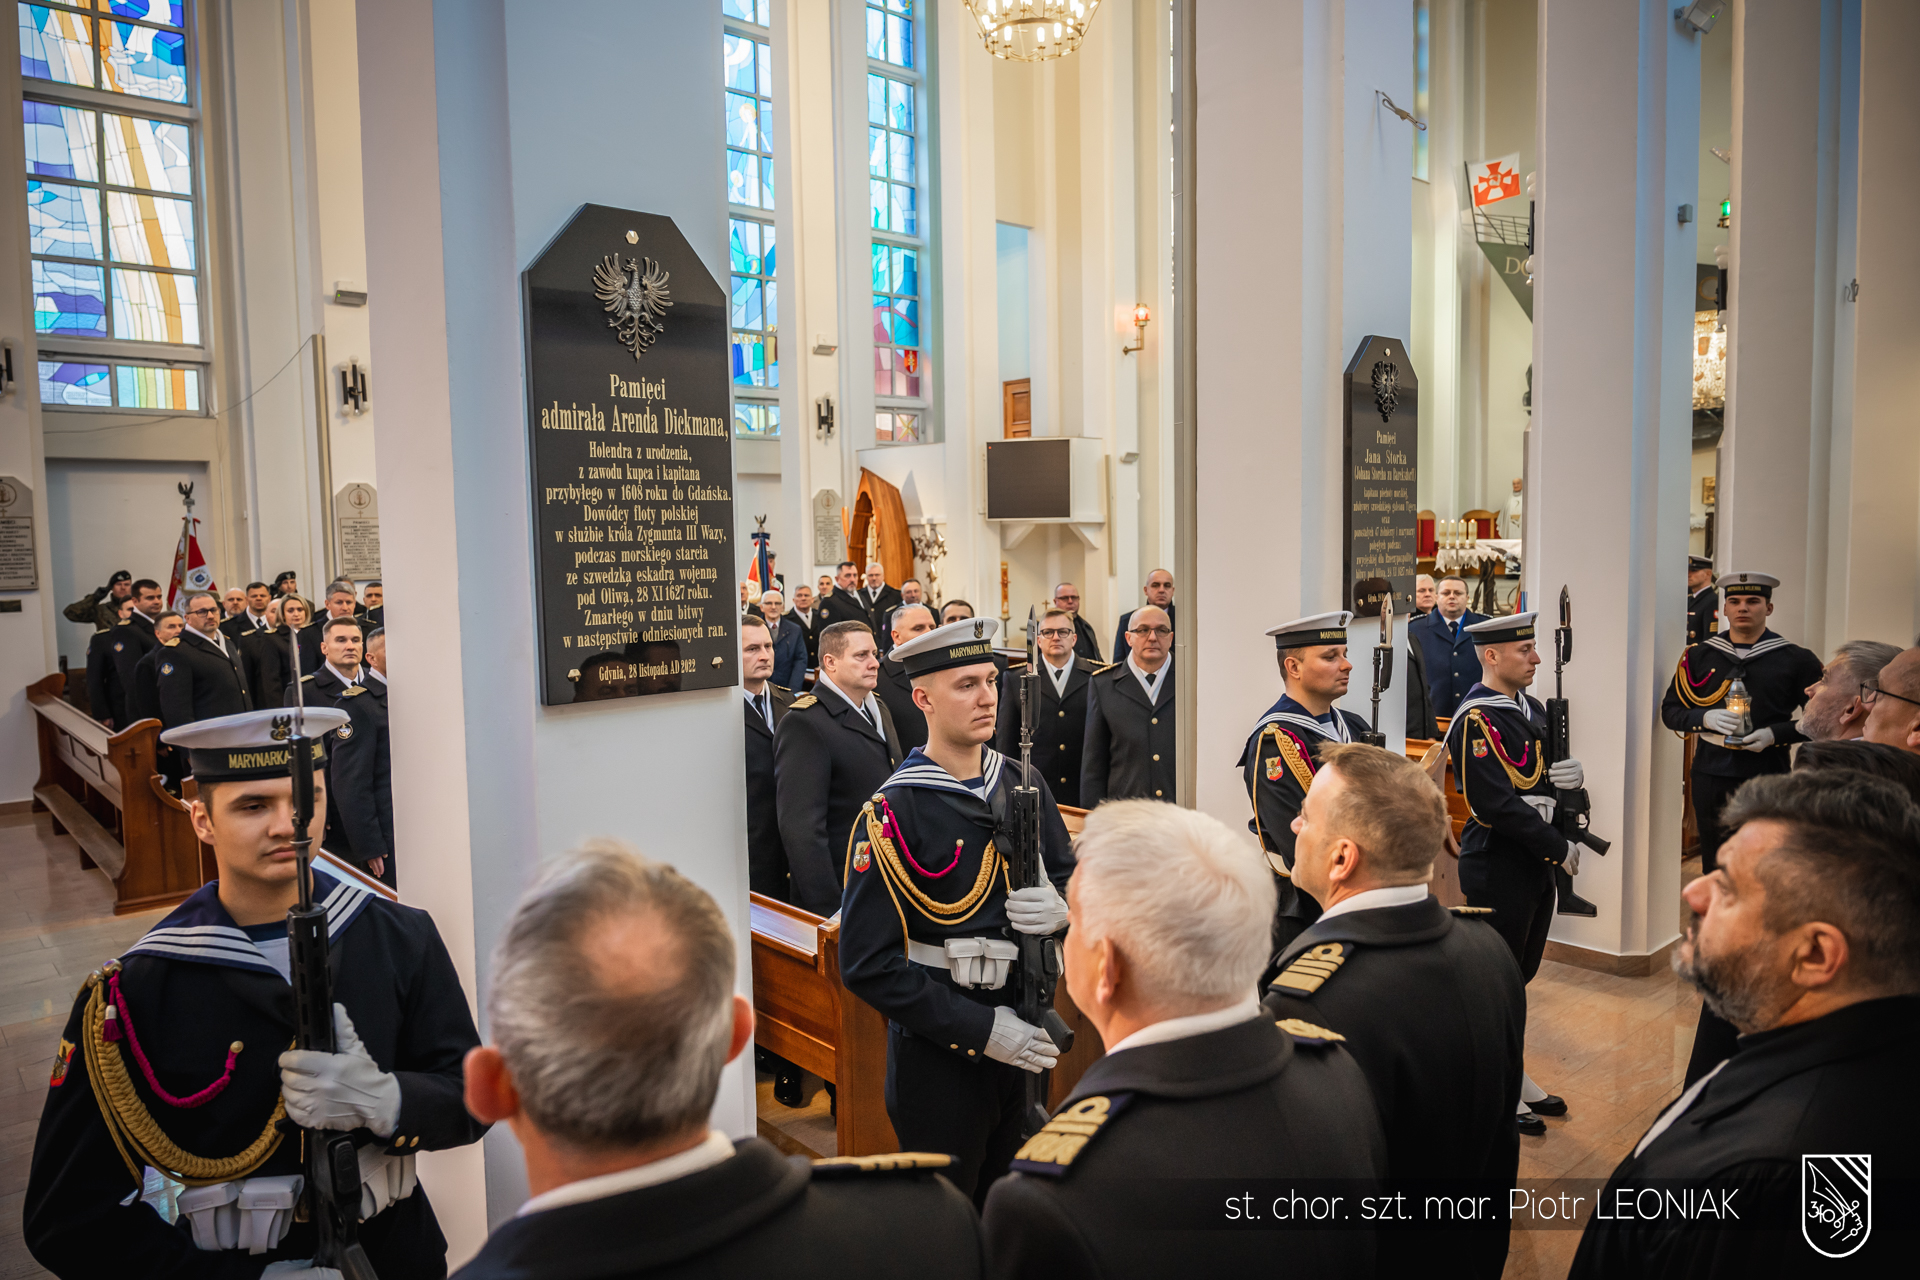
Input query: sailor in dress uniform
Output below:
<box><xmin>24</xmin><ymin>708</ymin><xmax>487</xmax><ymax>1278</ymax></box>
<box><xmin>836</xmin><ymin>618</ymin><xmax>1076</xmax><ymax>1205</ymax></box>
<box><xmin>1237</xmin><ymin>612</ymin><xmax>1373</xmax><ymax>963</ymax></box>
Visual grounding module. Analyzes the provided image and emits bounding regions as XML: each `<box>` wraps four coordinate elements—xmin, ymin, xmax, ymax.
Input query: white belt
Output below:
<box><xmin>908</xmin><ymin>937</ymin><xmax>1020</xmax><ymax>989</ymax></box>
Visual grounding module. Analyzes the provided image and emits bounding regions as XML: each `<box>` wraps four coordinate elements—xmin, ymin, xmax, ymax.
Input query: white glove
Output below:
<box><xmin>1005</xmin><ymin>884</ymin><xmax>1069</xmax><ymax>936</ymax></box>
<box><xmin>1522</xmin><ymin>795</ymin><xmax>1557</xmax><ymax>823</ymax></box>
<box><xmin>1732</xmin><ymin>726</ymin><xmax>1776</xmax><ymax>752</ymax></box>
<box><xmin>261</xmin><ymin>1263</ymin><xmax>343</xmax><ymax>1279</ymax></box>
<box><xmin>356</xmin><ymin>1146</ymin><xmax>417</xmax><ymax>1221</ymax></box>
<box><xmin>1701</xmin><ymin>709</ymin><xmax>1743</xmax><ymax>736</ymax></box>
<box><xmin>1562</xmin><ymin>843</ymin><xmax>1581</xmax><ymax>877</ymax></box>
<box><xmin>279</xmin><ymin>1005</ymin><xmax>402</xmax><ymax>1137</ymax></box>
<box><xmin>985</xmin><ymin>1004</ymin><xmax>1059</xmax><ymax>1074</ymax></box>
<box><xmin>1548</xmin><ymin>758</ymin><xmax>1584</xmax><ymax>790</ymax></box>
<box><xmin>943</xmin><ymin>937</ymin><xmax>1017</xmax><ymax>990</ymax></box>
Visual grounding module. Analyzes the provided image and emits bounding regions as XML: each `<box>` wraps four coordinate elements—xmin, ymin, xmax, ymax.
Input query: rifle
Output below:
<box><xmin>1362</xmin><ymin>592</ymin><xmax>1393</xmax><ymax>747</ymax></box>
<box><xmin>1545</xmin><ymin>587</ymin><xmax>1609</xmax><ymax>919</ymax></box>
<box><xmin>1008</xmin><ymin>607</ymin><xmax>1074</xmax><ymax>1136</ymax></box>
<box><xmin>284</xmin><ymin>630</ymin><xmax>378</xmax><ymax>1279</ymax></box>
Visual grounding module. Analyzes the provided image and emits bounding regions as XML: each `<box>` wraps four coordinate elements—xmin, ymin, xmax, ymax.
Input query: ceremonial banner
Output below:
<box><xmin>1467</xmin><ymin>153</ymin><xmax>1522</xmax><ymax>207</ymax></box>
<box><xmin>166</xmin><ymin>515</ymin><xmax>215</xmax><ymax>611</ymax></box>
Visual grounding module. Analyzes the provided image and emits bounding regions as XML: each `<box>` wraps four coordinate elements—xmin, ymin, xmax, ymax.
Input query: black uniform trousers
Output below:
<box><xmin>885</xmin><ymin>1022</ymin><xmax>1026</xmax><ymax>1208</ymax></box>
<box><xmin>1689</xmin><ymin>771</ymin><xmax>1747</xmax><ymax>876</ymax></box>
<box><xmin>1458</xmin><ymin>846</ymin><xmax>1556</xmax><ymax>983</ymax></box>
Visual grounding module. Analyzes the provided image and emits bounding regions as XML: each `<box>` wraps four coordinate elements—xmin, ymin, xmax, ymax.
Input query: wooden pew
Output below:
<box><xmin>747</xmin><ymin>803</ymin><xmax>1106</xmax><ymax>1156</ymax></box>
<box><xmin>27</xmin><ymin>672</ymin><xmax>209</xmax><ymax>914</ymax></box>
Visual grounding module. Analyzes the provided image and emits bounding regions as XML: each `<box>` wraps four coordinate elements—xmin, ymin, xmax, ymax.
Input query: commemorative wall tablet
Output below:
<box><xmin>1342</xmin><ymin>335</ymin><xmax>1419</xmax><ymax>620</ymax></box>
<box><xmin>524</xmin><ymin>205</ymin><xmax>736</xmax><ymax>705</ymax></box>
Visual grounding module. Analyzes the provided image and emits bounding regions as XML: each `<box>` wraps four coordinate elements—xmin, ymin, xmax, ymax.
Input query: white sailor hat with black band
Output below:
<box><xmin>160</xmin><ymin>707</ymin><xmax>349</xmax><ymax>783</ymax></box>
<box><xmin>889</xmin><ymin>616</ymin><xmax>1002</xmax><ymax>677</ymax></box>
<box><xmin>1463</xmin><ymin>611</ymin><xmax>1539</xmax><ymax>646</ymax></box>
<box><xmin>1719</xmin><ymin>571</ymin><xmax>1779</xmax><ymax>600</ymax></box>
<box><xmin>1266</xmin><ymin>611</ymin><xmax>1354</xmax><ymax>651</ymax></box>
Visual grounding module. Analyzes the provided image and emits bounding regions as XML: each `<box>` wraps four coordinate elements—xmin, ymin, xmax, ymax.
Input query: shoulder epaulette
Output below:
<box><xmin>1091</xmin><ymin>661</ymin><xmax>1121</xmax><ymax>675</ymax></box>
<box><xmin>1275</xmin><ymin>1018</ymin><xmax>1347</xmax><ymax>1046</ymax></box>
<box><xmin>771</xmin><ymin>683</ymin><xmax>791</xmax><ymax>694</ymax></box>
<box><xmin>1449</xmin><ymin>905</ymin><xmax>1494</xmax><ymax>916</ymax></box>
<box><xmin>341</xmin><ymin>685</ymin><xmax>366</xmax><ymax>697</ymax></box>
<box><xmin>1009</xmin><ymin>1094</ymin><xmax>1130</xmax><ymax>1179</ymax></box>
<box><xmin>790</xmin><ymin>694</ymin><xmax>817</xmax><ymax>708</ymax></box>
<box><xmin>300</xmin><ymin>673</ymin><xmax>315</xmax><ymax>682</ymax></box>
<box><xmin>1268</xmin><ymin>941</ymin><xmax>1352</xmax><ymax>995</ymax></box>
<box><xmin>810</xmin><ymin>1152</ymin><xmax>952</xmax><ymax>1179</ymax></box>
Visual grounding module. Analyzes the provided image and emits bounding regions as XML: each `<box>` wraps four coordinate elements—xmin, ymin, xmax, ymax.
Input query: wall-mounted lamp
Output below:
<box><xmin>339</xmin><ymin>360</ymin><xmax>369</xmax><ymax>414</ymax></box>
<box><xmin>1675</xmin><ymin>2</ymin><xmax>1723</xmax><ymax>35</ymax></box>
<box><xmin>1121</xmin><ymin>304</ymin><xmax>1151</xmax><ymax>355</ymax></box>
<box><xmin>816</xmin><ymin>393</ymin><xmax>836</xmax><ymax>440</ymax></box>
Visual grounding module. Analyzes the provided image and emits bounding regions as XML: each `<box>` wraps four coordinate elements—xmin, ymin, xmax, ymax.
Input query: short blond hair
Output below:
<box><xmin>1313</xmin><ymin>742</ymin><xmax>1448</xmax><ymax>882</ymax></box>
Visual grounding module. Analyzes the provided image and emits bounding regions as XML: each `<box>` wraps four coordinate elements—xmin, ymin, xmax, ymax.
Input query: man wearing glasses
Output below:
<box><xmin>1083</xmin><ymin>605</ymin><xmax>1175</xmax><ymax>805</ymax></box>
<box><xmin>1861</xmin><ymin>646</ymin><xmax>1920</xmax><ymax>755</ymax></box>
<box><xmin>1660</xmin><ymin>572</ymin><xmax>1824</xmax><ymax>875</ymax></box>
<box><xmin>996</xmin><ymin>608</ymin><xmax>1101</xmax><ymax>808</ymax></box>
<box><xmin>156</xmin><ymin>590</ymin><xmax>254</xmax><ymax>730</ymax></box>
<box><xmin>1050</xmin><ymin>582</ymin><xmax>1103</xmax><ymax>662</ymax></box>
<box><xmin>1113</xmin><ymin>569</ymin><xmax>1175</xmax><ymax>658</ymax></box>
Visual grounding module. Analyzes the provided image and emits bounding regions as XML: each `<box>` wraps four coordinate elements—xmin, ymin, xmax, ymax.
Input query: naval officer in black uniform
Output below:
<box><xmin>1685</xmin><ymin>554</ymin><xmax>1717</xmax><ymax>645</ymax></box>
<box><xmin>110</xmin><ymin>580</ymin><xmax>165</xmax><ymax>714</ymax></box>
<box><xmin>838</xmin><ymin>617</ymin><xmax>1076</xmax><ymax>1203</ymax></box>
<box><xmin>982</xmin><ymin>799</ymin><xmax>1385</xmax><ymax>1279</ymax></box>
<box><xmin>1263</xmin><ymin>742</ymin><xmax>1525</xmax><ymax>1279</ymax></box>
<box><xmin>454</xmin><ymin>842</ymin><xmax>986</xmax><ymax>1280</ymax></box>
<box><xmin>774</xmin><ymin>621</ymin><xmax>903</xmax><ymax>916</ymax></box>
<box><xmin>1661</xmin><ymin>571</ymin><xmax>1824</xmax><ymax>874</ymax></box>
<box><xmin>156</xmin><ymin>591</ymin><xmax>252</xmax><ymax>729</ymax></box>
<box><xmin>83</xmin><ymin>596</ymin><xmax>137</xmax><ymax>728</ymax></box>
<box><xmin>25</xmin><ymin>707</ymin><xmax>487</xmax><ymax>1278</ymax></box>
<box><xmin>1082</xmin><ymin>604</ymin><xmax>1176</xmax><ymax>804</ymax></box>
<box><xmin>873</xmin><ymin>603</ymin><xmax>936</xmax><ymax>753</ymax></box>
<box><xmin>323</xmin><ymin>630</ymin><xmax>393</xmax><ymax>887</ymax></box>
<box><xmin>994</xmin><ymin>608</ymin><xmax>1097</xmax><ymax>809</ymax></box>
<box><xmin>1446</xmin><ymin>611</ymin><xmax>1588</xmax><ymax>1133</ymax></box>
<box><xmin>741</xmin><ymin>613</ymin><xmax>794</xmax><ymax>899</ymax></box>
<box><xmin>1239</xmin><ymin>612</ymin><xmax>1372</xmax><ymax>959</ymax></box>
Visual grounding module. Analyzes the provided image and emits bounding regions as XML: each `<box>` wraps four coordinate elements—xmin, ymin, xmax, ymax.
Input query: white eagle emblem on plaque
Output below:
<box><xmin>592</xmin><ymin>253</ymin><xmax>673</xmax><ymax>358</ymax></box>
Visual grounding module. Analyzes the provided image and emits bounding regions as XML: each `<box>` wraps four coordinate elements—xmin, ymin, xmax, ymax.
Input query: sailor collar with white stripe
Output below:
<box><xmin>1249</xmin><ymin>694</ymin><xmax>1353</xmax><ymax>744</ymax></box>
<box><xmin>1445</xmin><ymin>685</ymin><xmax>1540</xmax><ymax>741</ymax></box>
<box><xmin>1703</xmin><ymin>630</ymin><xmax>1791</xmax><ymax>661</ymax></box>
<box><xmin>122</xmin><ymin>869</ymin><xmax>374</xmax><ymax>978</ymax></box>
<box><xmin>879</xmin><ymin>746</ymin><xmax>1006</xmax><ymax>801</ymax></box>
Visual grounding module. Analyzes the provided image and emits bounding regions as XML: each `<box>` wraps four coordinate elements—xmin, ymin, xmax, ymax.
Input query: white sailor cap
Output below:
<box><xmin>890</xmin><ymin>616</ymin><xmax>1001</xmax><ymax>677</ymax></box>
<box><xmin>161</xmin><ymin>707</ymin><xmax>349</xmax><ymax>783</ymax></box>
<box><xmin>1463</xmin><ymin>612</ymin><xmax>1538</xmax><ymax>645</ymax></box>
<box><xmin>1720</xmin><ymin>571</ymin><xmax>1779</xmax><ymax>599</ymax></box>
<box><xmin>1267</xmin><ymin>612</ymin><xmax>1354</xmax><ymax>650</ymax></box>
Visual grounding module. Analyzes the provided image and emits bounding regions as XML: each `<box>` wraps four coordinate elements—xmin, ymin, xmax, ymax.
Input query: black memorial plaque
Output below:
<box><xmin>1342</xmin><ymin>335</ymin><xmax>1419</xmax><ymax>619</ymax></box>
<box><xmin>524</xmin><ymin>205</ymin><xmax>735</xmax><ymax>705</ymax></box>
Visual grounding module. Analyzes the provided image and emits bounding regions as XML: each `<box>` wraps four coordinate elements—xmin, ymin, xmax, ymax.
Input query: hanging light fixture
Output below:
<box><xmin>964</xmin><ymin>0</ymin><xmax>1101</xmax><ymax>63</ymax></box>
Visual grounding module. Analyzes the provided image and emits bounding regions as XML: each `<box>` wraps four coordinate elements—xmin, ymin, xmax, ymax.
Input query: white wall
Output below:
<box><xmin>44</xmin><ymin>459</ymin><xmax>210</xmax><ymax>661</ymax></box>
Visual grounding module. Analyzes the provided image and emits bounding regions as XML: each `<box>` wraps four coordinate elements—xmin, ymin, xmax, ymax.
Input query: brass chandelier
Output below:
<box><xmin>963</xmin><ymin>0</ymin><xmax>1102</xmax><ymax>62</ymax></box>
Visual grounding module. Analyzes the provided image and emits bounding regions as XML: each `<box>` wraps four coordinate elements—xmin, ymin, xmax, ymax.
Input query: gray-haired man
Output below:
<box><xmin>456</xmin><ymin>841</ymin><xmax>984</xmax><ymax>1280</ymax></box>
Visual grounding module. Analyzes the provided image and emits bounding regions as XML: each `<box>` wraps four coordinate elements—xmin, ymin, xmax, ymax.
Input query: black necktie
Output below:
<box><xmin>754</xmin><ymin>692</ymin><xmax>769</xmax><ymax>726</ymax></box>
<box><xmin>860</xmin><ymin>703</ymin><xmax>877</xmax><ymax>732</ymax></box>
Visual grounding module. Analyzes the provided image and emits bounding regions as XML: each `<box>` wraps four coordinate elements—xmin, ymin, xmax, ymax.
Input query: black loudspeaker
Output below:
<box><xmin>986</xmin><ymin>438</ymin><xmax>1073</xmax><ymax>520</ymax></box>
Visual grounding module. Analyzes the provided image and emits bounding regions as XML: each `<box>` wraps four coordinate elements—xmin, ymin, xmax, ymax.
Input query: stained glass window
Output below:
<box><xmin>22</xmin><ymin>0</ymin><xmax>205</xmax><ymax>410</ymax></box>
<box><xmin>867</xmin><ymin>2</ymin><xmax>932</xmax><ymax>443</ymax></box>
<box><xmin>725</xmin><ymin>1</ymin><xmax>778</xmax><ymax>435</ymax></box>
<box><xmin>1412</xmin><ymin>0</ymin><xmax>1429</xmax><ymax>181</ymax></box>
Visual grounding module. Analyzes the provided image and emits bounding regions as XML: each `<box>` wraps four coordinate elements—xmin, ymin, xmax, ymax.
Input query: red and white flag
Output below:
<box><xmin>1468</xmin><ymin>153</ymin><xmax>1523</xmax><ymax>207</ymax></box>
<box><xmin>167</xmin><ymin>515</ymin><xmax>216</xmax><ymax>611</ymax></box>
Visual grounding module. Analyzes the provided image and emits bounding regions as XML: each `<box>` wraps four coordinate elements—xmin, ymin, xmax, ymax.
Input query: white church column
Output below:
<box><xmin>1190</xmin><ymin>0</ymin><xmax>1415</xmax><ymax>823</ymax></box>
<box><xmin>1526</xmin><ymin>0</ymin><xmax>1696</xmax><ymax>962</ymax></box>
<box><xmin>359</xmin><ymin>0</ymin><xmax>752</xmax><ymax>1255</ymax></box>
<box><xmin>1828</xmin><ymin>0</ymin><xmax>1920</xmax><ymax>645</ymax></box>
<box><xmin>1717</xmin><ymin>0</ymin><xmax>1824</xmax><ymax>641</ymax></box>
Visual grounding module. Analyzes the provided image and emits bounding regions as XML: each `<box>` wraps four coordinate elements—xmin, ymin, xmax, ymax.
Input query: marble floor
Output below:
<box><xmin>0</xmin><ymin>809</ymin><xmax>1699</xmax><ymax>1280</ymax></box>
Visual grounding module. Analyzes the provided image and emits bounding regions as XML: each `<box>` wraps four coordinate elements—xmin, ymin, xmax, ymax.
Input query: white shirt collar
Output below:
<box><xmin>1043</xmin><ymin>653</ymin><xmax>1073</xmax><ymax>692</ymax></box>
<box><xmin>196</xmin><ymin>626</ymin><xmax>228</xmax><ymax>654</ymax></box>
<box><xmin>247</xmin><ymin>610</ymin><xmax>269</xmax><ymax>626</ymax></box>
<box><xmin>1127</xmin><ymin>652</ymin><xmax>1170</xmax><ymax>706</ymax></box>
<box><xmin>516</xmin><ymin>1130</ymin><xmax>735</xmax><ymax>1217</ymax></box>
<box><xmin>815</xmin><ymin>673</ymin><xmax>880</xmax><ymax>722</ymax></box>
<box><xmin>1104</xmin><ymin>995</ymin><xmax>1263</xmax><ymax>1056</ymax></box>
<box><xmin>1314</xmin><ymin>883</ymin><xmax>1429</xmax><ymax>924</ymax></box>
<box><xmin>368</xmin><ymin>668</ymin><xmax>388</xmax><ymax>686</ymax></box>
<box><xmin>325</xmin><ymin>661</ymin><xmax>360</xmax><ymax>686</ymax></box>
